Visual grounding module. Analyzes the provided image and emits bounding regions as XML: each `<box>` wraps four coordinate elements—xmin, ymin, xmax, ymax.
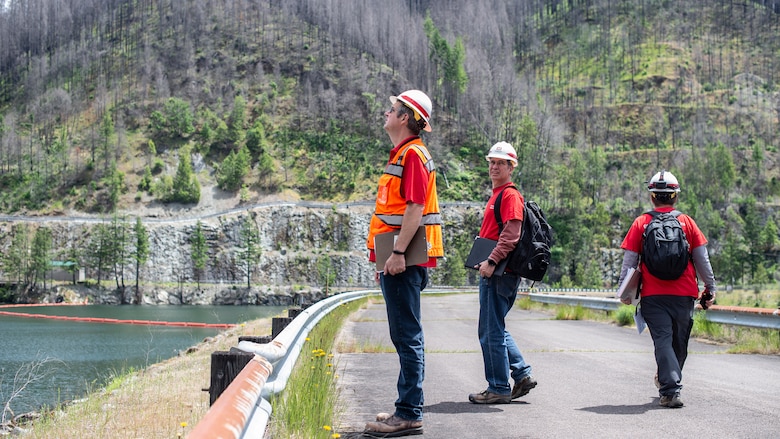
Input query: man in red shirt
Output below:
<box><xmin>364</xmin><ymin>90</ymin><xmax>443</xmax><ymax>437</ymax></box>
<box><xmin>468</xmin><ymin>142</ymin><xmax>537</xmax><ymax>405</ymax></box>
<box><xmin>618</xmin><ymin>170</ymin><xmax>716</xmax><ymax>408</ymax></box>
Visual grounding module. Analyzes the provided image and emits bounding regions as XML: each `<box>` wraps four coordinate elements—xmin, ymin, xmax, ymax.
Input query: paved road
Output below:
<box><xmin>334</xmin><ymin>292</ymin><xmax>780</xmax><ymax>438</ymax></box>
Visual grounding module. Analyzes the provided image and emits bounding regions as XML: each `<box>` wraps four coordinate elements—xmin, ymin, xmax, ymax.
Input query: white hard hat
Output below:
<box><xmin>486</xmin><ymin>141</ymin><xmax>518</xmax><ymax>166</ymax></box>
<box><xmin>390</xmin><ymin>90</ymin><xmax>432</xmax><ymax>132</ymax></box>
<box><xmin>647</xmin><ymin>170</ymin><xmax>681</xmax><ymax>193</ymax></box>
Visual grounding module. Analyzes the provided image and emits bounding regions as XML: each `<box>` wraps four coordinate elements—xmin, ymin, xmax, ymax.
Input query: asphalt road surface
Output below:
<box><xmin>334</xmin><ymin>292</ymin><xmax>779</xmax><ymax>438</ymax></box>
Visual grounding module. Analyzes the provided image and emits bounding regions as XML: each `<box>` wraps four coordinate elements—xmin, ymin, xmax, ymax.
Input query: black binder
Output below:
<box><xmin>464</xmin><ymin>237</ymin><xmax>509</xmax><ymax>275</ymax></box>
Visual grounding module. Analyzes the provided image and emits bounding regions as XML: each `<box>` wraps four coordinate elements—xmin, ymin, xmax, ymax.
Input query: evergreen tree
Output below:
<box><xmin>109</xmin><ymin>214</ymin><xmax>131</xmax><ymax>301</ymax></box>
<box><xmin>99</xmin><ymin>111</ymin><xmax>115</xmax><ymax>172</ymax></box>
<box><xmin>515</xmin><ymin>115</ymin><xmax>542</xmax><ymax>196</ymax></box>
<box><xmin>742</xmin><ymin>196</ymin><xmax>762</xmax><ymax>280</ymax></box>
<box><xmin>316</xmin><ymin>255</ymin><xmax>336</xmax><ymax>294</ymax></box>
<box><xmin>257</xmin><ymin>152</ymin><xmax>275</xmax><ymax>188</ymax></box>
<box><xmin>147</xmin><ymin>140</ymin><xmax>157</xmax><ymax>165</ymax></box>
<box><xmin>89</xmin><ymin>222</ymin><xmax>113</xmax><ymax>287</ymax></box>
<box><xmin>217</xmin><ymin>145</ymin><xmax>251</xmax><ymax>191</ymax></box>
<box><xmin>60</xmin><ymin>243</ymin><xmax>82</xmax><ymax>285</ymax></box>
<box><xmin>30</xmin><ymin>227</ymin><xmax>53</xmax><ymax>289</ymax></box>
<box><xmin>106</xmin><ymin>164</ymin><xmax>126</xmax><ymax>211</ymax></box>
<box><xmin>3</xmin><ymin>224</ymin><xmax>31</xmax><ymax>286</ymax></box>
<box><xmin>440</xmin><ymin>252</ymin><xmax>468</xmax><ymax>287</ymax></box>
<box><xmin>191</xmin><ymin>221</ymin><xmax>207</xmax><ymax>289</ymax></box>
<box><xmin>171</xmin><ymin>148</ymin><xmax>200</xmax><ymax>203</ymax></box>
<box><xmin>715</xmin><ymin>207</ymin><xmax>748</xmax><ymax>285</ymax></box>
<box><xmin>239</xmin><ymin>215</ymin><xmax>261</xmax><ymax>288</ymax></box>
<box><xmin>228</xmin><ymin>95</ymin><xmax>247</xmax><ymax>145</ymax></box>
<box><xmin>760</xmin><ymin>217</ymin><xmax>779</xmax><ymax>254</ymax></box>
<box><xmin>246</xmin><ymin>119</ymin><xmax>268</xmax><ymax>159</ymax></box>
<box><xmin>424</xmin><ymin>13</ymin><xmax>468</xmax><ymax>110</ymax></box>
<box><xmin>133</xmin><ymin>217</ymin><xmax>149</xmax><ymax>304</ymax></box>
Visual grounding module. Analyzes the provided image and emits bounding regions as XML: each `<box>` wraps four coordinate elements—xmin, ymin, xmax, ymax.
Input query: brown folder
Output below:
<box><xmin>374</xmin><ymin>226</ymin><xmax>429</xmax><ymax>272</ymax></box>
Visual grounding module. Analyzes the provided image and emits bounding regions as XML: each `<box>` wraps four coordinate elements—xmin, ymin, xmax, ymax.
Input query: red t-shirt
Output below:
<box><xmin>479</xmin><ymin>182</ymin><xmax>524</xmax><ymax>240</ymax></box>
<box><xmin>620</xmin><ymin>206</ymin><xmax>708</xmax><ymax>298</ymax></box>
<box><xmin>391</xmin><ymin>138</ymin><xmax>429</xmax><ymax>206</ymax></box>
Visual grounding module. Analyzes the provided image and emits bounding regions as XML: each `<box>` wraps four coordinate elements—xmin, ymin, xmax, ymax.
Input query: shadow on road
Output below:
<box><xmin>577</xmin><ymin>398</ymin><xmax>661</xmax><ymax>415</ymax></box>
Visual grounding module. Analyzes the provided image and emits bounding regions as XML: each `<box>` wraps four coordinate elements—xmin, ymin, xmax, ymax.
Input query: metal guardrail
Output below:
<box><xmin>188</xmin><ymin>289</ymin><xmax>376</xmax><ymax>439</ymax></box>
<box><xmin>703</xmin><ymin>306</ymin><xmax>780</xmax><ymax>329</ymax></box>
<box><xmin>189</xmin><ymin>288</ymin><xmax>779</xmax><ymax>438</ymax></box>
<box><xmin>525</xmin><ymin>290</ymin><xmax>780</xmax><ymax>330</ymax></box>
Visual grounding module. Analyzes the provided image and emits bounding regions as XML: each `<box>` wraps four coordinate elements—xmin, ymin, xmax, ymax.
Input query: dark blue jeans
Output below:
<box><xmin>380</xmin><ymin>266</ymin><xmax>428</xmax><ymax>421</ymax></box>
<box><xmin>478</xmin><ymin>273</ymin><xmax>532</xmax><ymax>395</ymax></box>
<box><xmin>640</xmin><ymin>295</ymin><xmax>695</xmax><ymax>396</ymax></box>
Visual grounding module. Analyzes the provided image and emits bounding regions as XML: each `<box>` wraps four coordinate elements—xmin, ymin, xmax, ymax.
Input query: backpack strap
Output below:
<box><xmin>493</xmin><ymin>184</ymin><xmax>518</xmax><ymax>234</ymax></box>
<box><xmin>645</xmin><ymin>209</ymin><xmax>681</xmax><ymax>218</ymax></box>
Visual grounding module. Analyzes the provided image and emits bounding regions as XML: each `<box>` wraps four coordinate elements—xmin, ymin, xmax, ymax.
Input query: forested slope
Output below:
<box><xmin>1</xmin><ymin>0</ymin><xmax>780</xmax><ymax>293</ymax></box>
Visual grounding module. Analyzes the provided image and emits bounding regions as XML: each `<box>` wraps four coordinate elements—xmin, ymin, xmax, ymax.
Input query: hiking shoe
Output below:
<box><xmin>469</xmin><ymin>390</ymin><xmax>511</xmax><ymax>404</ymax></box>
<box><xmin>511</xmin><ymin>375</ymin><xmax>537</xmax><ymax>399</ymax></box>
<box><xmin>364</xmin><ymin>414</ymin><xmax>423</xmax><ymax>437</ymax></box>
<box><xmin>659</xmin><ymin>393</ymin><xmax>684</xmax><ymax>408</ymax></box>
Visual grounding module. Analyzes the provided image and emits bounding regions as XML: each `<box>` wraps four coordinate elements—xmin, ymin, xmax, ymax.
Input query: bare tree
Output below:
<box><xmin>1</xmin><ymin>356</ymin><xmax>62</xmax><ymax>424</ymax></box>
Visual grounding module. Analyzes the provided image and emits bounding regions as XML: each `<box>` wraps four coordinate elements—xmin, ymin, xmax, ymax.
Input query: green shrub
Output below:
<box><xmin>692</xmin><ymin>311</ymin><xmax>722</xmax><ymax>338</ymax></box>
<box><xmin>555</xmin><ymin>304</ymin><xmax>586</xmax><ymax>320</ymax></box>
<box><xmin>614</xmin><ymin>305</ymin><xmax>634</xmax><ymax>326</ymax></box>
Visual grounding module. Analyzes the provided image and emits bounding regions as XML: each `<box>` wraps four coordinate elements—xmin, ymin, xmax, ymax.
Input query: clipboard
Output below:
<box><xmin>464</xmin><ymin>237</ymin><xmax>509</xmax><ymax>275</ymax></box>
<box><xmin>374</xmin><ymin>226</ymin><xmax>429</xmax><ymax>272</ymax></box>
<box><xmin>618</xmin><ymin>267</ymin><xmax>641</xmax><ymax>305</ymax></box>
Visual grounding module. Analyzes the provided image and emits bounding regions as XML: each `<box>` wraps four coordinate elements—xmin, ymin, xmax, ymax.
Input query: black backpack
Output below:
<box><xmin>641</xmin><ymin>210</ymin><xmax>690</xmax><ymax>280</ymax></box>
<box><xmin>494</xmin><ymin>186</ymin><xmax>553</xmax><ymax>282</ymax></box>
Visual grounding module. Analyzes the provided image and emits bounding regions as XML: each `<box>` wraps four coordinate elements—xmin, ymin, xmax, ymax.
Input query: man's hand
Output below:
<box><xmin>384</xmin><ymin>252</ymin><xmax>406</xmax><ymax>276</ymax></box>
<box><xmin>477</xmin><ymin>260</ymin><xmax>496</xmax><ymax>279</ymax></box>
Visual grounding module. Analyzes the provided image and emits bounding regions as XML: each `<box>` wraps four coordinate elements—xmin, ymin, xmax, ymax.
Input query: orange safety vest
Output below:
<box><xmin>366</xmin><ymin>139</ymin><xmax>444</xmax><ymax>259</ymax></box>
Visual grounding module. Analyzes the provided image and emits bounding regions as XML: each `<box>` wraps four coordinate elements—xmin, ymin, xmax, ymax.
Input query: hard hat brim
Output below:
<box><xmin>486</xmin><ymin>154</ymin><xmax>518</xmax><ymax>166</ymax></box>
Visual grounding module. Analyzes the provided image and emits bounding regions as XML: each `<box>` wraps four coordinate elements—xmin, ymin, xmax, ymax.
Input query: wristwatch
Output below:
<box><xmin>487</xmin><ymin>259</ymin><xmax>497</xmax><ymax>267</ymax></box>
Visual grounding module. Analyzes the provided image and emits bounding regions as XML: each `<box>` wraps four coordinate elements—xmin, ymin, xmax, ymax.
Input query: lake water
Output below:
<box><xmin>0</xmin><ymin>305</ymin><xmax>287</xmax><ymax>418</ymax></box>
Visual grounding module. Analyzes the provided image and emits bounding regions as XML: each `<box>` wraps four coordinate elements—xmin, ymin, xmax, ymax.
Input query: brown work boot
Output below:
<box><xmin>468</xmin><ymin>389</ymin><xmax>511</xmax><ymax>404</ymax></box>
<box><xmin>659</xmin><ymin>393</ymin><xmax>684</xmax><ymax>408</ymax></box>
<box><xmin>364</xmin><ymin>414</ymin><xmax>423</xmax><ymax>437</ymax></box>
<box><xmin>510</xmin><ymin>375</ymin><xmax>537</xmax><ymax>399</ymax></box>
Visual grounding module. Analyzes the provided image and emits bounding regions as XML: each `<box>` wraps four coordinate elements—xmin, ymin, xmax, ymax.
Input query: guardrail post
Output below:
<box><xmin>272</xmin><ymin>317</ymin><xmax>293</xmax><ymax>338</ymax></box>
<box><xmin>208</xmin><ymin>348</ymin><xmax>255</xmax><ymax>405</ymax></box>
<box><xmin>288</xmin><ymin>307</ymin><xmax>303</xmax><ymax>318</ymax></box>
